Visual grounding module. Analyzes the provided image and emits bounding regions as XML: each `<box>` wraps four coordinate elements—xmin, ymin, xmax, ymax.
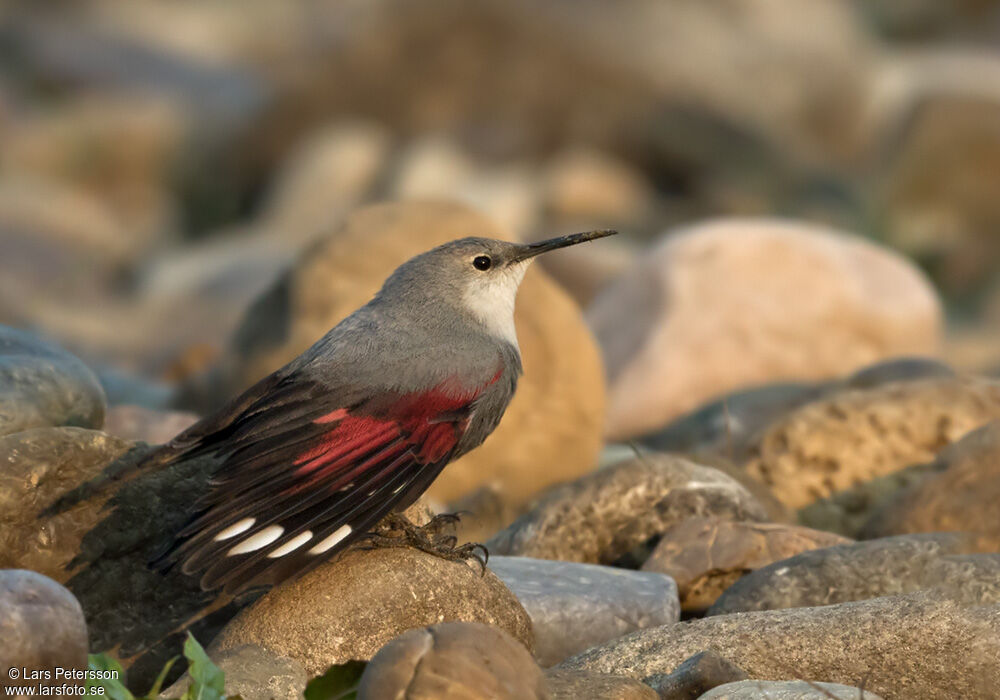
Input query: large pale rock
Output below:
<box><xmin>588</xmin><ymin>219</ymin><xmax>942</xmax><ymax>439</ymax></box>
<box><xmin>0</xmin><ymin>427</ymin><xmax>133</xmax><ymax>578</ymax></box>
<box><xmin>560</xmin><ymin>592</ymin><xmax>1000</xmax><ymax>700</ymax></box>
<box><xmin>488</xmin><ymin>454</ymin><xmax>767</xmax><ymax>564</ymax></box>
<box><xmin>185</xmin><ymin>200</ymin><xmax>606</xmax><ymax>507</ymax></box>
<box><xmin>0</xmin><ymin>570</ymin><xmax>88</xmax><ymax>694</ymax></box>
<box><xmin>862</xmin><ymin>421</ymin><xmax>1000</xmax><ymax>544</ymax></box>
<box><xmin>0</xmin><ymin>326</ymin><xmax>106</xmax><ymax>438</ymax></box>
<box><xmin>489</xmin><ymin>556</ymin><xmax>679</xmax><ymax>666</ymax></box>
<box><xmin>210</xmin><ymin>547</ymin><xmax>533</xmax><ymax>675</ymax></box>
<box><xmin>641</xmin><ymin>518</ymin><xmax>850</xmax><ymax>612</ymax></box>
<box><xmin>742</xmin><ymin>376</ymin><xmax>1000</xmax><ymax>508</ymax></box>
<box><xmin>708</xmin><ymin>533</ymin><xmax>1000</xmax><ymax>615</ymax></box>
<box><xmin>357</xmin><ymin>622</ymin><xmax>547</xmax><ymax>700</ymax></box>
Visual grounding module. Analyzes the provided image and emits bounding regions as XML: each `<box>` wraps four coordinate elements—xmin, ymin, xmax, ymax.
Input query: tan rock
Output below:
<box><xmin>542</xmin><ymin>148</ymin><xmax>653</xmax><ymax>223</ymax></box>
<box><xmin>488</xmin><ymin>454</ymin><xmax>767</xmax><ymax>564</ymax></box>
<box><xmin>0</xmin><ymin>94</ymin><xmax>184</xmax><ymax>250</ymax></box>
<box><xmin>0</xmin><ymin>427</ymin><xmax>134</xmax><ymax>580</ymax></box>
<box><xmin>588</xmin><ymin>218</ymin><xmax>943</xmax><ymax>439</ymax></box>
<box><xmin>545</xmin><ymin>669</ymin><xmax>657</xmax><ymax>700</ymax></box>
<box><xmin>0</xmin><ymin>177</ymin><xmax>135</xmax><ymax>308</ymax></box>
<box><xmin>742</xmin><ymin>376</ymin><xmax>1000</xmax><ymax>508</ymax></box>
<box><xmin>871</xmin><ymin>51</ymin><xmax>1000</xmax><ymax>297</ymax></box>
<box><xmin>191</xmin><ymin>200</ymin><xmax>606</xmax><ymax>507</ymax></box>
<box><xmin>389</xmin><ymin>138</ymin><xmax>541</xmax><ymax>236</ymax></box>
<box><xmin>641</xmin><ymin>518</ymin><xmax>850</xmax><ymax>612</ymax></box>
<box><xmin>210</xmin><ymin>547</ymin><xmax>534</xmax><ymax>675</ymax></box>
<box><xmin>358</xmin><ymin>622</ymin><xmax>547</xmax><ymax>700</ymax></box>
<box><xmin>162</xmin><ymin>644</ymin><xmax>307</xmax><ymax>700</ymax></box>
<box><xmin>261</xmin><ymin>121</ymin><xmax>390</xmax><ymax>239</ymax></box>
<box><xmin>560</xmin><ymin>592</ymin><xmax>1000</xmax><ymax>700</ymax></box>
<box><xmin>708</xmin><ymin>533</ymin><xmax>1000</xmax><ymax>616</ymax></box>
<box><xmin>862</xmin><ymin>421</ymin><xmax>1000</xmax><ymax>545</ymax></box>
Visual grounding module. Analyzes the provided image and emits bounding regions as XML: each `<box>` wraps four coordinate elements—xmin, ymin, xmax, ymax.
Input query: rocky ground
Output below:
<box><xmin>4</xmin><ymin>1</ymin><xmax>1000</xmax><ymax>699</ymax></box>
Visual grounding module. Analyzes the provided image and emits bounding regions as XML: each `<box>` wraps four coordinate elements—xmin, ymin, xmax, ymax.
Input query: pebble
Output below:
<box><xmin>641</xmin><ymin>518</ymin><xmax>850</xmax><ymax>612</ymax></box>
<box><xmin>0</xmin><ymin>570</ymin><xmax>88</xmax><ymax>691</ymax></box>
<box><xmin>0</xmin><ymin>326</ymin><xmax>106</xmax><ymax>438</ymax></box>
<box><xmin>708</xmin><ymin>532</ymin><xmax>1000</xmax><ymax>615</ymax></box>
<box><xmin>210</xmin><ymin>547</ymin><xmax>533</xmax><ymax>675</ymax></box>
<box><xmin>587</xmin><ymin>218</ymin><xmax>942</xmax><ymax>439</ymax></box>
<box><xmin>561</xmin><ymin>591</ymin><xmax>1000</xmax><ymax>699</ymax></box>
<box><xmin>489</xmin><ymin>556</ymin><xmax>680</xmax><ymax>666</ymax></box>
<box><xmin>358</xmin><ymin>622</ymin><xmax>546</xmax><ymax>700</ymax></box>
<box><xmin>488</xmin><ymin>453</ymin><xmax>767</xmax><ymax>564</ymax></box>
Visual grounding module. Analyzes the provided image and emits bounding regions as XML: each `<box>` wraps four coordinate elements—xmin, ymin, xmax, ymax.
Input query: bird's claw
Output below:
<box><xmin>358</xmin><ymin>512</ymin><xmax>488</xmax><ymax>574</ymax></box>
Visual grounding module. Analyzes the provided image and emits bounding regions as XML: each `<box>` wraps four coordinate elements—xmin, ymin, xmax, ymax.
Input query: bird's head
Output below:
<box><xmin>376</xmin><ymin>229</ymin><xmax>617</xmax><ymax>344</ymax></box>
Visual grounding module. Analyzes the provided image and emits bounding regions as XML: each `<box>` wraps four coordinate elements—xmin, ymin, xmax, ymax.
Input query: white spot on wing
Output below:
<box><xmin>267</xmin><ymin>530</ymin><xmax>313</xmax><ymax>558</ymax></box>
<box><xmin>214</xmin><ymin>517</ymin><xmax>255</xmax><ymax>541</ymax></box>
<box><xmin>308</xmin><ymin>525</ymin><xmax>352</xmax><ymax>555</ymax></box>
<box><xmin>227</xmin><ymin>525</ymin><xmax>284</xmax><ymax>555</ymax></box>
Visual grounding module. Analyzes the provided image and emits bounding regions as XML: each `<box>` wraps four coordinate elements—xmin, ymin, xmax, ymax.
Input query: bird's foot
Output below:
<box><xmin>360</xmin><ymin>512</ymin><xmax>488</xmax><ymax>573</ymax></box>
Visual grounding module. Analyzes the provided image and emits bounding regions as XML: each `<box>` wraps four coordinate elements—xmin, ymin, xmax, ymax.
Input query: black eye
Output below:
<box><xmin>473</xmin><ymin>255</ymin><xmax>492</xmax><ymax>271</ymax></box>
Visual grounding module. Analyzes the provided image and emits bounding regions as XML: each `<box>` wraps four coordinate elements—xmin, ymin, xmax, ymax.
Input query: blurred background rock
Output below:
<box><xmin>2</xmin><ymin>0</ymin><xmax>1000</xmax><ymax>517</ymax></box>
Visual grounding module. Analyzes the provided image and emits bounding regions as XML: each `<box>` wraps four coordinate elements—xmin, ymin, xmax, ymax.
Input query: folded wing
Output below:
<box><xmin>153</xmin><ymin>371</ymin><xmax>488</xmax><ymax>593</ymax></box>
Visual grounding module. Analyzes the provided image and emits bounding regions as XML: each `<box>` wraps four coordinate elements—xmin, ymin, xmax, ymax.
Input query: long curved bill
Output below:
<box><xmin>509</xmin><ymin>229</ymin><xmax>618</xmax><ymax>263</ymax></box>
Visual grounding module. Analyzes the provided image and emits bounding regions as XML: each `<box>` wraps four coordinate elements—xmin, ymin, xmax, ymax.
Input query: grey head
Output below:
<box><xmin>372</xmin><ymin>229</ymin><xmax>618</xmax><ymax>346</ymax></box>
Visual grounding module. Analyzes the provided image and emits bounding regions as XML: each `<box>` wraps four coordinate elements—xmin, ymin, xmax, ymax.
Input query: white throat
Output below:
<box><xmin>461</xmin><ymin>261</ymin><xmax>529</xmax><ymax>347</ymax></box>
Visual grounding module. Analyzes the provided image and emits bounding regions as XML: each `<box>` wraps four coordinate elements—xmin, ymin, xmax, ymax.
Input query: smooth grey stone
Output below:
<box><xmin>699</xmin><ymin>679</ymin><xmax>884</xmax><ymax>699</ymax></box>
<box><xmin>0</xmin><ymin>325</ymin><xmax>105</xmax><ymax>437</ymax></box>
<box><xmin>489</xmin><ymin>556</ymin><xmax>680</xmax><ymax>666</ymax></box>
<box><xmin>0</xmin><ymin>570</ymin><xmax>88</xmax><ymax>685</ymax></box>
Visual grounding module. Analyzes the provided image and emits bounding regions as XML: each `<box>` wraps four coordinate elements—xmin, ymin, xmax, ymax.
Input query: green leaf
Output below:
<box><xmin>304</xmin><ymin>661</ymin><xmax>367</xmax><ymax>700</ymax></box>
<box><xmin>180</xmin><ymin>633</ymin><xmax>226</xmax><ymax>700</ymax></box>
<box><xmin>86</xmin><ymin>653</ymin><xmax>133</xmax><ymax>700</ymax></box>
<box><xmin>145</xmin><ymin>656</ymin><xmax>179</xmax><ymax>698</ymax></box>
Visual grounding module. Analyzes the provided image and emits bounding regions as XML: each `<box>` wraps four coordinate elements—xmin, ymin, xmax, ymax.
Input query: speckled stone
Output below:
<box><xmin>210</xmin><ymin>547</ymin><xmax>534</xmax><ymax>675</ymax></box>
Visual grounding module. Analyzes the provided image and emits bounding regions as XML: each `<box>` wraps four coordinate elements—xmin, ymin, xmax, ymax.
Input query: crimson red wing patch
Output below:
<box><xmin>152</xmin><ymin>373</ymin><xmax>497</xmax><ymax>593</ymax></box>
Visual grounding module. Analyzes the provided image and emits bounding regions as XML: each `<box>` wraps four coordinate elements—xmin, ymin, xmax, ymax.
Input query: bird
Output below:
<box><xmin>96</xmin><ymin>229</ymin><xmax>617</xmax><ymax>594</ymax></box>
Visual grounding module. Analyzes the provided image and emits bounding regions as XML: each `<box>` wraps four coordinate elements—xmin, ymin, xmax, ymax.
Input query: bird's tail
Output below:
<box><xmin>41</xmin><ymin>440</ymin><xmax>191</xmax><ymax>517</ymax></box>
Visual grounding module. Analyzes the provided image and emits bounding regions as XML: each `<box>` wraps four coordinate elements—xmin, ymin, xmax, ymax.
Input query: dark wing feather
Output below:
<box><xmin>153</xmin><ymin>373</ymin><xmax>487</xmax><ymax>594</ymax></box>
